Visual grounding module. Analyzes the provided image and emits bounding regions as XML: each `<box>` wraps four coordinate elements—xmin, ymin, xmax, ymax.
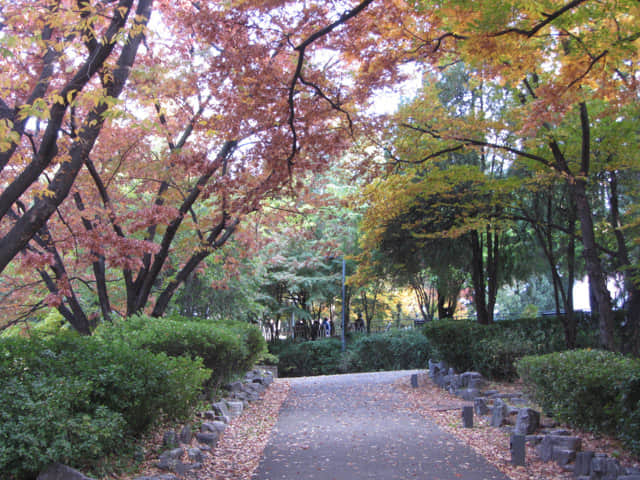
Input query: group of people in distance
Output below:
<box><xmin>303</xmin><ymin>317</ymin><xmax>333</xmax><ymax>340</ymax></box>
<box><xmin>295</xmin><ymin>313</ymin><xmax>367</xmax><ymax>340</ymax></box>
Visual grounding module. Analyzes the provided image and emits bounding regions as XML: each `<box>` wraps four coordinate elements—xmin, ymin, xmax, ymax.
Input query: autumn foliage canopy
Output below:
<box><xmin>1</xmin><ymin>0</ymin><xmax>639</xmax><ymax>345</ymax></box>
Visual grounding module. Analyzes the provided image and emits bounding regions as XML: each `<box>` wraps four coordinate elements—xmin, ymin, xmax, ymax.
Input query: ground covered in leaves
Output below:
<box><xmin>128</xmin><ymin>372</ymin><xmax>638</xmax><ymax>480</ymax></box>
<box><xmin>399</xmin><ymin>373</ymin><xmax>639</xmax><ymax>480</ymax></box>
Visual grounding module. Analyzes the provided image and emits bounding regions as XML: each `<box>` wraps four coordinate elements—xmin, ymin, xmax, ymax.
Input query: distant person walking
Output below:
<box><xmin>322</xmin><ymin>317</ymin><xmax>331</xmax><ymax>337</ymax></box>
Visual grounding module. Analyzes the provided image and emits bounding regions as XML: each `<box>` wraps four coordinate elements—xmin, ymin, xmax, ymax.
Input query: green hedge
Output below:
<box><xmin>422</xmin><ymin>317</ymin><xmax>582</xmax><ymax>380</ymax></box>
<box><xmin>517</xmin><ymin>349</ymin><xmax>640</xmax><ymax>455</ymax></box>
<box><xmin>97</xmin><ymin>315</ymin><xmax>266</xmax><ymax>387</ymax></box>
<box><xmin>270</xmin><ymin>337</ymin><xmax>344</xmax><ymax>377</ymax></box>
<box><xmin>0</xmin><ymin>331</ymin><xmax>210</xmax><ymax>480</ymax></box>
<box><xmin>269</xmin><ymin>329</ymin><xmax>431</xmax><ymax>377</ymax></box>
<box><xmin>347</xmin><ymin>330</ymin><xmax>431</xmax><ymax>372</ymax></box>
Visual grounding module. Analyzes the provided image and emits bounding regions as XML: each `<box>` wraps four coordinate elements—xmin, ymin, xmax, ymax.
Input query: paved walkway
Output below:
<box><xmin>253</xmin><ymin>370</ymin><xmax>510</xmax><ymax>480</ymax></box>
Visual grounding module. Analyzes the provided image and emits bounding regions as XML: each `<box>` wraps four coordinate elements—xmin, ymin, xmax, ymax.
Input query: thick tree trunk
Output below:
<box><xmin>573</xmin><ymin>178</ymin><xmax>616</xmax><ymax>350</ymax></box>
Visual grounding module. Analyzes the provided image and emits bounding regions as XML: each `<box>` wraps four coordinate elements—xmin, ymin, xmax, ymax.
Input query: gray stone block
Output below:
<box><xmin>510</xmin><ymin>434</ymin><xmax>526</xmax><ymax>466</ymax></box>
<box><xmin>537</xmin><ymin>435</ymin><xmax>554</xmax><ymax>462</ymax></box>
<box><xmin>37</xmin><ymin>464</ymin><xmax>94</xmax><ymax>480</ymax></box>
<box><xmin>226</xmin><ymin>400</ymin><xmax>244</xmax><ymax>417</ymax></box>
<box><xmin>461</xmin><ymin>388</ymin><xmax>479</xmax><ymax>401</ymax></box>
<box><xmin>574</xmin><ymin>451</ymin><xmax>594</xmax><ymax>477</ymax></box>
<box><xmin>201</xmin><ymin>420</ymin><xmax>226</xmax><ymax>433</ymax></box>
<box><xmin>156</xmin><ymin>448</ymin><xmax>185</xmax><ymax>471</ymax></box>
<box><xmin>549</xmin><ymin>435</ymin><xmax>581</xmax><ymax>451</ymax></box>
<box><xmin>514</xmin><ymin>408</ymin><xmax>540</xmax><ymax>435</ymax></box>
<box><xmin>195</xmin><ymin>432</ymin><xmax>219</xmax><ymax>447</ymax></box>
<box><xmin>491</xmin><ymin>399</ymin><xmax>507</xmax><ymax>427</ymax></box>
<box><xmin>212</xmin><ymin>401</ymin><xmax>230</xmax><ymax>418</ymax></box>
<box><xmin>474</xmin><ymin>397</ymin><xmax>490</xmax><ymax>416</ymax></box>
<box><xmin>225</xmin><ymin>381</ymin><xmax>243</xmax><ymax>392</ymax></box>
<box><xmin>462</xmin><ymin>406</ymin><xmax>473</xmax><ymax>428</ymax></box>
<box><xmin>188</xmin><ymin>448</ymin><xmax>204</xmax><ymax>463</ymax></box>
<box><xmin>591</xmin><ymin>453</ymin><xmax>609</xmax><ymax>473</ymax></box>
<box><xmin>601</xmin><ymin>458</ymin><xmax>621</xmax><ymax>480</ymax></box>
<box><xmin>460</xmin><ymin>372</ymin><xmax>483</xmax><ymax>388</ymax></box>
<box><xmin>162</xmin><ymin>430</ymin><xmax>179</xmax><ymax>447</ymax></box>
<box><xmin>179</xmin><ymin>425</ymin><xmax>192</xmax><ymax>444</ymax></box>
<box><xmin>553</xmin><ymin>447</ymin><xmax>576</xmax><ymax>466</ymax></box>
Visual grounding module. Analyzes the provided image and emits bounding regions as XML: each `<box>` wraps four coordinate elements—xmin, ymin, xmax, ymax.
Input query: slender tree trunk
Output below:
<box><xmin>470</xmin><ymin>230</ymin><xmax>490</xmax><ymax>324</ymax></box>
<box><xmin>608</xmin><ymin>171</ymin><xmax>640</xmax><ymax>355</ymax></box>
<box><xmin>486</xmin><ymin>227</ymin><xmax>500</xmax><ymax>324</ymax></box>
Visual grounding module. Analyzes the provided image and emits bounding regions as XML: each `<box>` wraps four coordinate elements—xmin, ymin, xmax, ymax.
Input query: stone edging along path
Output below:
<box><xmin>424</xmin><ymin>361</ymin><xmax>640</xmax><ymax>480</ymax></box>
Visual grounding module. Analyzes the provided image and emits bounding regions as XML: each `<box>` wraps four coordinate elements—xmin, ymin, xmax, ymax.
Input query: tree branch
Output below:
<box><xmin>286</xmin><ymin>0</ymin><xmax>376</xmax><ymax>169</ymax></box>
<box><xmin>492</xmin><ymin>0</ymin><xmax>589</xmax><ymax>38</ymax></box>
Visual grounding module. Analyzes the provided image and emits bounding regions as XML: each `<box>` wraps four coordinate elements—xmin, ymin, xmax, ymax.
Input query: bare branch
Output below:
<box><xmin>286</xmin><ymin>0</ymin><xmax>376</xmax><ymax>169</ymax></box>
<box><xmin>492</xmin><ymin>0</ymin><xmax>589</xmax><ymax>38</ymax></box>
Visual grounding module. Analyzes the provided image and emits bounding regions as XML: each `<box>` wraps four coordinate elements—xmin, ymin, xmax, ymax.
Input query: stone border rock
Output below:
<box><xmin>427</xmin><ymin>359</ymin><xmax>640</xmax><ymax>480</ymax></box>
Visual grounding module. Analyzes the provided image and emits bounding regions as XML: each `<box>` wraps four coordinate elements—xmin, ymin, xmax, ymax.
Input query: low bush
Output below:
<box><xmin>270</xmin><ymin>329</ymin><xmax>430</xmax><ymax>377</ymax></box>
<box><xmin>422</xmin><ymin>320</ymin><xmax>484</xmax><ymax>372</ymax></box>
<box><xmin>347</xmin><ymin>330</ymin><xmax>431</xmax><ymax>372</ymax></box>
<box><xmin>0</xmin><ymin>331</ymin><xmax>210</xmax><ymax>480</ymax></box>
<box><xmin>271</xmin><ymin>337</ymin><xmax>343</xmax><ymax>377</ymax></box>
<box><xmin>423</xmin><ymin>316</ymin><xmax>585</xmax><ymax>380</ymax></box>
<box><xmin>517</xmin><ymin>349</ymin><xmax>640</xmax><ymax>455</ymax></box>
<box><xmin>97</xmin><ymin>315</ymin><xmax>266</xmax><ymax>387</ymax></box>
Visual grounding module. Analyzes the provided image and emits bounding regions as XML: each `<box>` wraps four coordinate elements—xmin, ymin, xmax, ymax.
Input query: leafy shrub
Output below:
<box><xmin>422</xmin><ymin>320</ymin><xmax>484</xmax><ymax>372</ymax></box>
<box><xmin>423</xmin><ymin>316</ymin><xmax>582</xmax><ymax>380</ymax></box>
<box><xmin>271</xmin><ymin>337</ymin><xmax>343</xmax><ymax>377</ymax></box>
<box><xmin>97</xmin><ymin>315</ymin><xmax>266</xmax><ymax>386</ymax></box>
<box><xmin>270</xmin><ymin>329</ymin><xmax>430</xmax><ymax>377</ymax></box>
<box><xmin>517</xmin><ymin>349</ymin><xmax>640</xmax><ymax>455</ymax></box>
<box><xmin>348</xmin><ymin>330</ymin><xmax>431</xmax><ymax>372</ymax></box>
<box><xmin>0</xmin><ymin>331</ymin><xmax>210</xmax><ymax>480</ymax></box>
<box><xmin>619</xmin><ymin>373</ymin><xmax>640</xmax><ymax>455</ymax></box>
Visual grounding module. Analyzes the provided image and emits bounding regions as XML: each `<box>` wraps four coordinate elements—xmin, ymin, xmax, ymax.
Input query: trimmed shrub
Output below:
<box><xmin>270</xmin><ymin>329</ymin><xmax>430</xmax><ymax>377</ymax></box>
<box><xmin>517</xmin><ymin>349</ymin><xmax>640</xmax><ymax>455</ymax></box>
<box><xmin>422</xmin><ymin>320</ymin><xmax>483</xmax><ymax>372</ymax></box>
<box><xmin>0</xmin><ymin>331</ymin><xmax>210</xmax><ymax>480</ymax></box>
<box><xmin>348</xmin><ymin>330</ymin><xmax>431</xmax><ymax>372</ymax></box>
<box><xmin>97</xmin><ymin>315</ymin><xmax>266</xmax><ymax>386</ymax></box>
<box><xmin>271</xmin><ymin>337</ymin><xmax>343</xmax><ymax>377</ymax></box>
<box><xmin>423</xmin><ymin>316</ymin><xmax>585</xmax><ymax>380</ymax></box>
<box><xmin>620</xmin><ymin>373</ymin><xmax>640</xmax><ymax>455</ymax></box>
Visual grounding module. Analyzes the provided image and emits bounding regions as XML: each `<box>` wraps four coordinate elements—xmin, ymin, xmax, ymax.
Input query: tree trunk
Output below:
<box><xmin>573</xmin><ymin>178</ymin><xmax>616</xmax><ymax>350</ymax></box>
<box><xmin>470</xmin><ymin>230</ymin><xmax>490</xmax><ymax>324</ymax></box>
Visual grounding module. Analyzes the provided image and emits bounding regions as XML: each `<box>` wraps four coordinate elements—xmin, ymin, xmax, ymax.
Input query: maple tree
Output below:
<box><xmin>358</xmin><ymin>0</ymin><xmax>640</xmax><ymax>350</ymax></box>
<box><xmin>0</xmin><ymin>0</ymin><xmax>412</xmax><ymax>333</ymax></box>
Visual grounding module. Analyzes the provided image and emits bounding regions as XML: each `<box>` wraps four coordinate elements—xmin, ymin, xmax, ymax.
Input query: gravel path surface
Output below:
<box><xmin>253</xmin><ymin>370</ymin><xmax>510</xmax><ymax>480</ymax></box>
